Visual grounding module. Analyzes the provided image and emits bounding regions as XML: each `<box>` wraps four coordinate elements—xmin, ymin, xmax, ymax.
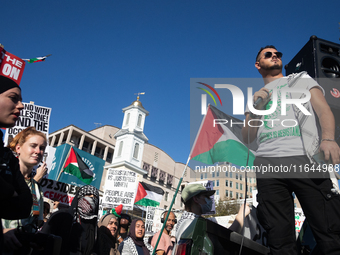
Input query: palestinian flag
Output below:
<box><xmin>63</xmin><ymin>147</ymin><xmax>94</xmax><ymax>185</ymax></box>
<box><xmin>134</xmin><ymin>182</ymin><xmax>164</xmax><ymax>207</ymax></box>
<box><xmin>23</xmin><ymin>54</ymin><xmax>51</xmax><ymax>63</ymax></box>
<box><xmin>190</xmin><ymin>105</ymin><xmax>257</xmax><ymax>167</ymax></box>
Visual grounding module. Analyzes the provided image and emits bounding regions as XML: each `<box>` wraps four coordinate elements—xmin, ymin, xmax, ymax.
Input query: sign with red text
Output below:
<box><xmin>40</xmin><ymin>179</ymin><xmax>80</xmax><ymax>206</ymax></box>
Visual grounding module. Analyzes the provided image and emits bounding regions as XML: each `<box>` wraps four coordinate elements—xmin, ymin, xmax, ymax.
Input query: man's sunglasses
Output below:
<box><xmin>263</xmin><ymin>51</ymin><xmax>283</xmax><ymax>59</ymax></box>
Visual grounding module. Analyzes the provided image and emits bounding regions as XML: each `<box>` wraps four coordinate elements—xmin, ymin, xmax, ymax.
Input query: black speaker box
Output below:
<box><xmin>285</xmin><ymin>36</ymin><xmax>340</xmax><ymax>147</ymax></box>
<box><xmin>285</xmin><ymin>36</ymin><xmax>340</xmax><ymax>110</ymax></box>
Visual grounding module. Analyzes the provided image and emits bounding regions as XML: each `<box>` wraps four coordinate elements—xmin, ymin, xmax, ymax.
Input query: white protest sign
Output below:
<box><xmin>102</xmin><ymin>168</ymin><xmax>138</xmax><ymax>210</ymax></box>
<box><xmin>185</xmin><ymin>180</ymin><xmax>216</xmax><ymax>215</ymax></box>
<box><xmin>5</xmin><ymin>102</ymin><xmax>52</xmax><ymax>145</ymax></box>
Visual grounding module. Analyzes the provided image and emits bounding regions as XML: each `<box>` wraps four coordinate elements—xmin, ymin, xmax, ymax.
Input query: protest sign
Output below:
<box><xmin>5</xmin><ymin>102</ymin><xmax>52</xmax><ymax>146</ymax></box>
<box><xmin>40</xmin><ymin>178</ymin><xmax>80</xmax><ymax>206</ymax></box>
<box><xmin>0</xmin><ymin>48</ymin><xmax>25</xmax><ymax>86</ymax></box>
<box><xmin>185</xmin><ymin>180</ymin><xmax>216</xmax><ymax>215</ymax></box>
<box><xmin>102</xmin><ymin>168</ymin><xmax>138</xmax><ymax>210</ymax></box>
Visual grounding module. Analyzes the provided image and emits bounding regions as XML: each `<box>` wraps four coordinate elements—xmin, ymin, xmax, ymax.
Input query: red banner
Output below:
<box><xmin>0</xmin><ymin>48</ymin><xmax>25</xmax><ymax>86</ymax></box>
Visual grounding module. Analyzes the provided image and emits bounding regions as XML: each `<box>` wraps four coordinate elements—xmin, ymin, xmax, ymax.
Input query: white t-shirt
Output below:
<box><xmin>246</xmin><ymin>74</ymin><xmax>323</xmax><ymax>157</ymax></box>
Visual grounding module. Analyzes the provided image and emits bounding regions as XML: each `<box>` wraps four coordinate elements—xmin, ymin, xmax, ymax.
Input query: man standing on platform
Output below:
<box><xmin>242</xmin><ymin>45</ymin><xmax>340</xmax><ymax>254</ymax></box>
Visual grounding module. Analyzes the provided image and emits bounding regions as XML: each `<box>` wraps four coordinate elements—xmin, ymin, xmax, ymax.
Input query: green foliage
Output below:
<box><xmin>214</xmin><ymin>198</ymin><xmax>240</xmax><ymax>216</ymax></box>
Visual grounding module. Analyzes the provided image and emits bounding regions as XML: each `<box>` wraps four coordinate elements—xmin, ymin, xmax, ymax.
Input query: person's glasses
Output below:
<box><xmin>263</xmin><ymin>51</ymin><xmax>283</xmax><ymax>59</ymax></box>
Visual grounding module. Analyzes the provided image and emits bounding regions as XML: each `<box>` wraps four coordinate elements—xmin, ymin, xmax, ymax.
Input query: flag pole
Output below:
<box><xmin>56</xmin><ymin>146</ymin><xmax>72</xmax><ymax>181</ymax></box>
<box><xmin>152</xmin><ymin>105</ymin><xmax>208</xmax><ymax>254</ymax></box>
<box><xmin>151</xmin><ymin>155</ymin><xmax>191</xmax><ymax>255</ymax></box>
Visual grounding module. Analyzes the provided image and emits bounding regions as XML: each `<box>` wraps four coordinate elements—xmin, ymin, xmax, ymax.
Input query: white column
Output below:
<box><xmin>91</xmin><ymin>140</ymin><xmax>97</xmax><ymax>155</ymax></box>
<box><xmin>57</xmin><ymin>132</ymin><xmax>64</xmax><ymax>146</ymax></box>
<box><xmin>79</xmin><ymin>134</ymin><xmax>85</xmax><ymax>150</ymax></box>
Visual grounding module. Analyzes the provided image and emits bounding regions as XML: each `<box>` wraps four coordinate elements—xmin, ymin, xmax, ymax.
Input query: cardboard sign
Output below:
<box><xmin>0</xmin><ymin>48</ymin><xmax>25</xmax><ymax>85</ymax></box>
<box><xmin>102</xmin><ymin>168</ymin><xmax>138</xmax><ymax>210</ymax></box>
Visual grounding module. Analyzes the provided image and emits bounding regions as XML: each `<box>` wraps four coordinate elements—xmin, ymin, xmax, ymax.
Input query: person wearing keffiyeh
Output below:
<box><xmin>118</xmin><ymin>219</ymin><xmax>153</xmax><ymax>255</ymax></box>
<box><xmin>68</xmin><ymin>185</ymin><xmax>99</xmax><ymax>255</ymax></box>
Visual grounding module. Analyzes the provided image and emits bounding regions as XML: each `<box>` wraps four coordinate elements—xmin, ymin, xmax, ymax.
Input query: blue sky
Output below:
<box><xmin>2</xmin><ymin>0</ymin><xmax>340</xmax><ymax>165</ymax></box>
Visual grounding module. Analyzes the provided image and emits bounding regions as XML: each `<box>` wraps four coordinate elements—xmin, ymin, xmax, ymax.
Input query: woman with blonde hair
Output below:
<box><xmin>2</xmin><ymin>126</ymin><xmax>47</xmax><ymax>249</ymax></box>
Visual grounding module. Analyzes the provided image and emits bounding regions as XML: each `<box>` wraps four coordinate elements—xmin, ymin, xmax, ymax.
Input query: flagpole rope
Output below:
<box><xmin>151</xmin><ymin>156</ymin><xmax>191</xmax><ymax>255</ymax></box>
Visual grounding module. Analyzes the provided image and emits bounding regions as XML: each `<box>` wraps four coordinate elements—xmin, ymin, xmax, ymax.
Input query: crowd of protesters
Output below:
<box><xmin>0</xmin><ymin>47</ymin><xmax>254</xmax><ymax>255</ymax></box>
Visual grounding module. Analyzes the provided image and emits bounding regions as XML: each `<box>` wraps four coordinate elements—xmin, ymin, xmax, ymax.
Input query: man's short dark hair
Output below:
<box><xmin>256</xmin><ymin>45</ymin><xmax>277</xmax><ymax>62</ymax></box>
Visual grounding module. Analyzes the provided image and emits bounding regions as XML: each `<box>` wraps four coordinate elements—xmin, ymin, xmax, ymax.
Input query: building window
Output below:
<box><xmin>133</xmin><ymin>143</ymin><xmax>139</xmax><ymax>159</ymax></box>
<box><xmin>230</xmin><ymin>181</ymin><xmax>233</xmax><ymax>188</ymax></box>
<box><xmin>117</xmin><ymin>141</ymin><xmax>123</xmax><ymax>157</ymax></box>
<box><xmin>137</xmin><ymin>114</ymin><xmax>142</xmax><ymax>127</ymax></box>
<box><xmin>225</xmin><ymin>190</ymin><xmax>228</xmax><ymax>197</ymax></box>
<box><xmin>240</xmin><ymin>183</ymin><xmax>243</xmax><ymax>191</ymax></box>
<box><xmin>216</xmin><ymin>190</ymin><xmax>219</xmax><ymax>195</ymax></box>
<box><xmin>159</xmin><ymin>170</ymin><xmax>166</xmax><ymax>184</ymax></box>
<box><xmin>225</xmin><ymin>172</ymin><xmax>228</xmax><ymax>177</ymax></box>
<box><xmin>225</xmin><ymin>180</ymin><xmax>228</xmax><ymax>187</ymax></box>
<box><xmin>165</xmin><ymin>192</ymin><xmax>169</xmax><ymax>201</ymax></box>
<box><xmin>167</xmin><ymin>174</ymin><xmax>173</xmax><ymax>187</ymax></box>
<box><xmin>230</xmin><ymin>172</ymin><xmax>232</xmax><ymax>178</ymax></box>
<box><xmin>236</xmin><ymin>173</ymin><xmax>238</xmax><ymax>180</ymax></box>
<box><xmin>107</xmin><ymin>151</ymin><xmax>113</xmax><ymax>162</ymax></box>
<box><xmin>240</xmin><ymin>174</ymin><xmax>242</xmax><ymax>181</ymax></box>
<box><xmin>230</xmin><ymin>191</ymin><xmax>233</xmax><ymax>198</ymax></box>
<box><xmin>236</xmin><ymin>183</ymin><xmax>239</xmax><ymax>189</ymax></box>
<box><xmin>204</xmin><ymin>173</ymin><xmax>207</xmax><ymax>179</ymax></box>
<box><xmin>216</xmin><ymin>172</ymin><xmax>219</xmax><ymax>177</ymax></box>
<box><xmin>212</xmin><ymin>172</ymin><xmax>215</xmax><ymax>178</ymax></box>
<box><xmin>200</xmin><ymin>174</ymin><xmax>203</xmax><ymax>180</ymax></box>
<box><xmin>216</xmin><ymin>180</ymin><xmax>219</xmax><ymax>187</ymax></box>
<box><xmin>212</xmin><ymin>180</ymin><xmax>215</xmax><ymax>187</ymax></box>
<box><xmin>125</xmin><ymin>113</ymin><xmax>130</xmax><ymax>125</ymax></box>
<box><xmin>250</xmin><ymin>186</ymin><xmax>252</xmax><ymax>192</ymax></box>
<box><xmin>151</xmin><ymin>167</ymin><xmax>159</xmax><ymax>181</ymax></box>
<box><xmin>236</xmin><ymin>192</ymin><xmax>239</xmax><ymax>199</ymax></box>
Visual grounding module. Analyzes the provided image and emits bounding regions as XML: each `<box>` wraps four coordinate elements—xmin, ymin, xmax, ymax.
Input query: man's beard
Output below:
<box><xmin>269</xmin><ymin>63</ymin><xmax>282</xmax><ymax>70</ymax></box>
<box><xmin>166</xmin><ymin>225</ymin><xmax>173</xmax><ymax>232</ymax></box>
